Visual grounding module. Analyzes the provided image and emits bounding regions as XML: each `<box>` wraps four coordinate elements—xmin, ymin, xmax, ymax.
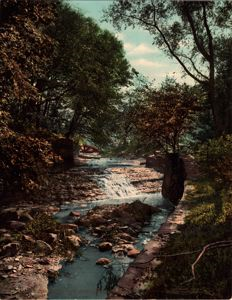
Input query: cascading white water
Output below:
<box><xmin>49</xmin><ymin>158</ymin><xmax>172</xmax><ymax>300</ymax></box>
<box><xmin>97</xmin><ymin>173</ymin><xmax>138</xmax><ymax>198</ymax></box>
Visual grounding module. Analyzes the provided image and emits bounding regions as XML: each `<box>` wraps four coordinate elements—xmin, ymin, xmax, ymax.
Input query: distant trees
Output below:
<box><xmin>104</xmin><ymin>0</ymin><xmax>232</xmax><ymax>135</ymax></box>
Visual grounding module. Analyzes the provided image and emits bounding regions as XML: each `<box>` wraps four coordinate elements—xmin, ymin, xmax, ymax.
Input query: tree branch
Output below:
<box><xmin>202</xmin><ymin>2</ymin><xmax>214</xmax><ymax>59</ymax></box>
<box><xmin>119</xmin><ymin>10</ymin><xmax>206</xmax><ymax>85</ymax></box>
<box><xmin>179</xmin><ymin>53</ymin><xmax>209</xmax><ymax>80</ymax></box>
<box><xmin>183</xmin><ymin>4</ymin><xmax>210</xmax><ymax>62</ymax></box>
<box><xmin>181</xmin><ymin>240</ymin><xmax>232</xmax><ymax>285</ymax></box>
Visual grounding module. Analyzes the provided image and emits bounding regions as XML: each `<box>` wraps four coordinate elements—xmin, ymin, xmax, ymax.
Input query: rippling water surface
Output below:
<box><xmin>48</xmin><ymin>158</ymin><xmax>171</xmax><ymax>299</ymax></box>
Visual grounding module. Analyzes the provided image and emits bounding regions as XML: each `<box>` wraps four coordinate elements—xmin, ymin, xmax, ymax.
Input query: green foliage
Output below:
<box><xmin>0</xmin><ymin>131</ymin><xmax>53</xmax><ymax>191</ymax></box>
<box><xmin>25</xmin><ymin>213</ymin><xmax>59</xmax><ymax>240</ymax></box>
<box><xmin>143</xmin><ymin>181</ymin><xmax>232</xmax><ymax>299</ymax></box>
<box><xmin>0</xmin><ymin>1</ymin><xmax>132</xmax><ymax>193</ymax></box>
<box><xmin>116</xmin><ymin>79</ymin><xmax>199</xmax><ymax>155</ymax></box>
<box><xmin>196</xmin><ymin>134</ymin><xmax>232</xmax><ymax>186</ymax></box>
<box><xmin>44</xmin><ymin>3</ymin><xmax>133</xmax><ymax>144</ymax></box>
<box><xmin>0</xmin><ymin>0</ymin><xmax>57</xmax><ymax>193</ymax></box>
<box><xmin>105</xmin><ymin>0</ymin><xmax>232</xmax><ymax>135</ymax></box>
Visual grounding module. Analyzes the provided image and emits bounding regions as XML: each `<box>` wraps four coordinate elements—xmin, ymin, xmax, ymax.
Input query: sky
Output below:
<box><xmin>67</xmin><ymin>0</ymin><xmax>194</xmax><ymax>86</ymax></box>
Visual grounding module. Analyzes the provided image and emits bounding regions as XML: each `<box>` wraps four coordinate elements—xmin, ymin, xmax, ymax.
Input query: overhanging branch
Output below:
<box><xmin>118</xmin><ymin>11</ymin><xmax>207</xmax><ymax>85</ymax></box>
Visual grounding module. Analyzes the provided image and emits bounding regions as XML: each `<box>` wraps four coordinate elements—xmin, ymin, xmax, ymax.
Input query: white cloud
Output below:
<box><xmin>131</xmin><ymin>58</ymin><xmax>164</xmax><ymax>68</ymax></box>
<box><xmin>115</xmin><ymin>32</ymin><xmax>124</xmax><ymax>41</ymax></box>
<box><xmin>124</xmin><ymin>42</ymin><xmax>134</xmax><ymax>51</ymax></box>
<box><xmin>128</xmin><ymin>43</ymin><xmax>158</xmax><ymax>56</ymax></box>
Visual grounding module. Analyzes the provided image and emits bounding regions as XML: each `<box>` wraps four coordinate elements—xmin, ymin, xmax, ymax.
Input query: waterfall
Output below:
<box><xmin>97</xmin><ymin>173</ymin><xmax>138</xmax><ymax>198</ymax></box>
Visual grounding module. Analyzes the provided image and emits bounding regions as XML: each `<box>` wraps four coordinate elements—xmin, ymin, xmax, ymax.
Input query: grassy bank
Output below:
<box><xmin>144</xmin><ymin>181</ymin><xmax>232</xmax><ymax>299</ymax></box>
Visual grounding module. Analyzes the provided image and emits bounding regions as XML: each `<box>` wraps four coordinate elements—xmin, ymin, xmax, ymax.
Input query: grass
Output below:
<box><xmin>143</xmin><ymin>181</ymin><xmax>232</xmax><ymax>299</ymax></box>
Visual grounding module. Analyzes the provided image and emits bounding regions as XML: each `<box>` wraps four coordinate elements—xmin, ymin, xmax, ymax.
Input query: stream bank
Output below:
<box><xmin>0</xmin><ymin>157</ymin><xmax>167</xmax><ymax>299</ymax></box>
<box><xmin>108</xmin><ymin>186</ymin><xmax>191</xmax><ymax>299</ymax></box>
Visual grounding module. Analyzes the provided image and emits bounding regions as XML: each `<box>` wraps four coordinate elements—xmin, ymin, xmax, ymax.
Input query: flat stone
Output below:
<box><xmin>96</xmin><ymin>258</ymin><xmax>111</xmax><ymax>265</ymax></box>
<box><xmin>127</xmin><ymin>248</ymin><xmax>140</xmax><ymax>258</ymax></box>
<box><xmin>61</xmin><ymin>223</ymin><xmax>78</xmax><ymax>231</ymax></box>
<box><xmin>69</xmin><ymin>211</ymin><xmax>81</xmax><ymax>218</ymax></box>
<box><xmin>98</xmin><ymin>242</ymin><xmax>113</xmax><ymax>251</ymax></box>
<box><xmin>66</xmin><ymin>235</ymin><xmax>81</xmax><ymax>248</ymax></box>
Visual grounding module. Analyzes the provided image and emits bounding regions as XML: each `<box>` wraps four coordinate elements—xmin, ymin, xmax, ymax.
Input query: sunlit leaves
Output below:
<box><xmin>134</xmin><ymin>80</ymin><xmax>199</xmax><ymax>153</ymax></box>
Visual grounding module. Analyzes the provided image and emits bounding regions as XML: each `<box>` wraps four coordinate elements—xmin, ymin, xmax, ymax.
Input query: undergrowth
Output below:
<box><xmin>143</xmin><ymin>181</ymin><xmax>232</xmax><ymax>299</ymax></box>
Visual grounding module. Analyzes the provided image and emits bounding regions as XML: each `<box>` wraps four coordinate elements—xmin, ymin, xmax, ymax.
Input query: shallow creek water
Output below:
<box><xmin>48</xmin><ymin>158</ymin><xmax>172</xmax><ymax>299</ymax></box>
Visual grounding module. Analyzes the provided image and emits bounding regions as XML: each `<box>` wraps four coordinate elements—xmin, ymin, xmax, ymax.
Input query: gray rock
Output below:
<box><xmin>35</xmin><ymin>240</ymin><xmax>53</xmax><ymax>254</ymax></box>
<box><xmin>0</xmin><ymin>242</ymin><xmax>20</xmax><ymax>257</ymax></box>
<box><xmin>8</xmin><ymin>221</ymin><xmax>26</xmax><ymax>231</ymax></box>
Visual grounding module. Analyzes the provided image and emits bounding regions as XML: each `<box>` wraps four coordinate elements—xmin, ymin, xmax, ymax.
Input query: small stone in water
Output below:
<box><xmin>98</xmin><ymin>242</ymin><xmax>112</xmax><ymax>251</ymax></box>
<box><xmin>127</xmin><ymin>248</ymin><xmax>140</xmax><ymax>257</ymax></box>
<box><xmin>96</xmin><ymin>258</ymin><xmax>111</xmax><ymax>265</ymax></box>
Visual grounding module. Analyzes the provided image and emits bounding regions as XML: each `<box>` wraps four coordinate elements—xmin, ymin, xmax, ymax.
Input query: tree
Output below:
<box><xmin>118</xmin><ymin>79</ymin><xmax>199</xmax><ymax>204</ymax></box>
<box><xmin>41</xmin><ymin>3</ymin><xmax>132</xmax><ymax>147</ymax></box>
<box><xmin>214</xmin><ymin>37</ymin><xmax>232</xmax><ymax>134</ymax></box>
<box><xmin>0</xmin><ymin>0</ymin><xmax>57</xmax><ymax>193</ymax></box>
<box><xmin>104</xmin><ymin>0</ymin><xmax>232</xmax><ymax>135</ymax></box>
<box><xmin>123</xmin><ymin>79</ymin><xmax>199</xmax><ymax>154</ymax></box>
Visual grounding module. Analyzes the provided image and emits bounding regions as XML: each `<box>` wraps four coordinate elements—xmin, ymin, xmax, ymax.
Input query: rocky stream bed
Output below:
<box><xmin>0</xmin><ymin>157</ymin><xmax>172</xmax><ymax>299</ymax></box>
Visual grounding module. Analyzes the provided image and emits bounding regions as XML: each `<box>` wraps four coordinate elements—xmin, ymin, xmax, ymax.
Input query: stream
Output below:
<box><xmin>48</xmin><ymin>158</ymin><xmax>172</xmax><ymax>299</ymax></box>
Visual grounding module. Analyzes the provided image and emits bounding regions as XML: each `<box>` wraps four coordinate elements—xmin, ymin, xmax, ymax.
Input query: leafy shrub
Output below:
<box><xmin>25</xmin><ymin>213</ymin><xmax>58</xmax><ymax>240</ymax></box>
<box><xmin>0</xmin><ymin>128</ymin><xmax>54</xmax><ymax>192</ymax></box>
<box><xmin>196</xmin><ymin>134</ymin><xmax>232</xmax><ymax>186</ymax></box>
<box><xmin>143</xmin><ymin>181</ymin><xmax>232</xmax><ymax>299</ymax></box>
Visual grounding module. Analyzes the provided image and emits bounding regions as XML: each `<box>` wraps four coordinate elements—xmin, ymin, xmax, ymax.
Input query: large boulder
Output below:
<box><xmin>162</xmin><ymin>153</ymin><xmax>187</xmax><ymax>205</ymax></box>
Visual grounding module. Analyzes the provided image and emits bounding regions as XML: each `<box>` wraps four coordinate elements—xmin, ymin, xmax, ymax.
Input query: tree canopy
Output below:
<box><xmin>43</xmin><ymin>3</ymin><xmax>133</xmax><ymax>145</ymax></box>
<box><xmin>104</xmin><ymin>0</ymin><xmax>232</xmax><ymax>134</ymax></box>
<box><xmin>0</xmin><ymin>1</ymin><xmax>132</xmax><ymax>192</ymax></box>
